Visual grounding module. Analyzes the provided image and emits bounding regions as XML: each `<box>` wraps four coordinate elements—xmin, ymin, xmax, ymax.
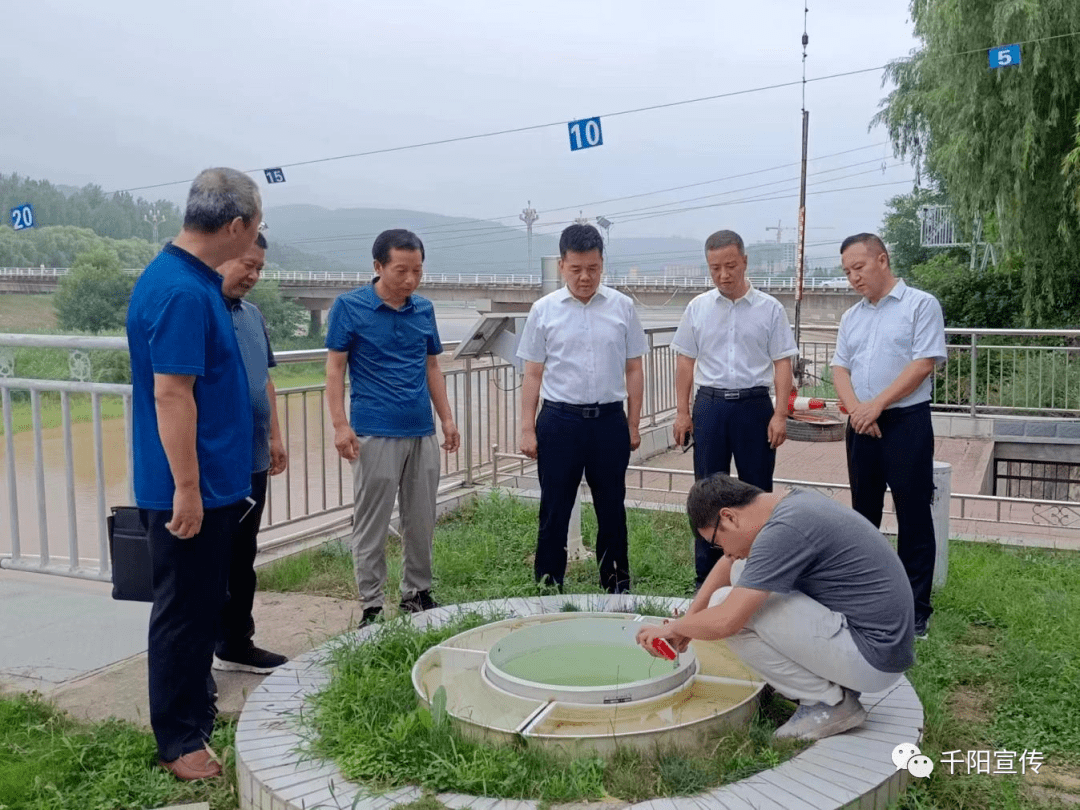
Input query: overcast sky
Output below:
<box><xmin>2</xmin><ymin>0</ymin><xmax>920</xmax><ymax>264</ymax></box>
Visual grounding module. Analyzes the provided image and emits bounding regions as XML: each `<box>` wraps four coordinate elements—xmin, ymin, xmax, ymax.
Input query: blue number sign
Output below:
<box><xmin>264</xmin><ymin>167</ymin><xmax>286</xmax><ymax>184</ymax></box>
<box><xmin>10</xmin><ymin>203</ymin><xmax>34</xmax><ymax>231</ymax></box>
<box><xmin>989</xmin><ymin>44</ymin><xmax>1020</xmax><ymax>69</ymax></box>
<box><xmin>568</xmin><ymin>117</ymin><xmax>603</xmax><ymax>152</ymax></box>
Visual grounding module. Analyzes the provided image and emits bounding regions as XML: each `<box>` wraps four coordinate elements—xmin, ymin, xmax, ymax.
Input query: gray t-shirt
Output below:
<box><xmin>738</xmin><ymin>488</ymin><xmax>915</xmax><ymax>672</ymax></box>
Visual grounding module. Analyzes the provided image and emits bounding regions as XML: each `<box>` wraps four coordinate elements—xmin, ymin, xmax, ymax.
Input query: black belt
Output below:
<box><xmin>543</xmin><ymin>401</ymin><xmax>623</xmax><ymax>419</ymax></box>
<box><xmin>698</xmin><ymin>386</ymin><xmax>769</xmax><ymax>401</ymax></box>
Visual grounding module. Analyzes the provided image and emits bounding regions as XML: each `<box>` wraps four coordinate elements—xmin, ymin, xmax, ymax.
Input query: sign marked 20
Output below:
<box><xmin>10</xmin><ymin>204</ymin><xmax>34</xmax><ymax>231</ymax></box>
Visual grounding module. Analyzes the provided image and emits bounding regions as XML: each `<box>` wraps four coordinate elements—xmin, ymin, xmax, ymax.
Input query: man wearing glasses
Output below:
<box><xmin>636</xmin><ymin>473</ymin><xmax>914</xmax><ymax>741</ymax></box>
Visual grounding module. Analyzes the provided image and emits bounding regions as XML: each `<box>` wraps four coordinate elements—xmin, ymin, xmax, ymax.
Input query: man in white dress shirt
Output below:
<box><xmin>671</xmin><ymin>230</ymin><xmax>799</xmax><ymax>588</ymax></box>
<box><xmin>518</xmin><ymin>224</ymin><xmax>648</xmax><ymax>593</ymax></box>
<box><xmin>831</xmin><ymin>233</ymin><xmax>946</xmax><ymax>639</ymax></box>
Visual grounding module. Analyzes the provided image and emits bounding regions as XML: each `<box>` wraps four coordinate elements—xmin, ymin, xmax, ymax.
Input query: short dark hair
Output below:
<box><xmin>840</xmin><ymin>233</ymin><xmax>889</xmax><ymax>260</ymax></box>
<box><xmin>704</xmin><ymin>230</ymin><xmax>745</xmax><ymax>256</ymax></box>
<box><xmin>255</xmin><ymin>233</ymin><xmax>267</xmax><ymax>250</ymax></box>
<box><xmin>686</xmin><ymin>473</ymin><xmax>764</xmax><ymax>533</ymax></box>
<box><xmin>372</xmin><ymin>229</ymin><xmax>425</xmax><ymax>265</ymax></box>
<box><xmin>559</xmin><ymin>224</ymin><xmax>604</xmax><ymax>258</ymax></box>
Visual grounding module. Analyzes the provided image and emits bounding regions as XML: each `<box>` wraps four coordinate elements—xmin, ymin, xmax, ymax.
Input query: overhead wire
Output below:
<box><xmin>105</xmin><ymin>29</ymin><xmax>1080</xmax><ymax>197</ymax></box>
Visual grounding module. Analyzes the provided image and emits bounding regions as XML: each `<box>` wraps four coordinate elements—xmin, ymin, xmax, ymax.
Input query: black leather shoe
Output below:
<box><xmin>399</xmin><ymin>590</ymin><xmax>439</xmax><ymax>613</ymax></box>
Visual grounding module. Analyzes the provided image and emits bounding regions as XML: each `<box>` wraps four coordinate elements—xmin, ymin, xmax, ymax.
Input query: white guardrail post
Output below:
<box><xmin>932</xmin><ymin>460</ymin><xmax>952</xmax><ymax>589</ymax></box>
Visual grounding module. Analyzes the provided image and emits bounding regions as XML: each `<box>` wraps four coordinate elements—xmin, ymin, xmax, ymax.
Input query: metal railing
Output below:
<box><xmin>492</xmin><ymin>452</ymin><xmax>1080</xmax><ymax>546</ymax></box>
<box><xmin>0</xmin><ymin>267</ymin><xmax>853</xmax><ymax>293</ymax></box>
<box><xmin>1</xmin><ymin>325</ymin><xmax>1078</xmax><ymax>580</ymax></box>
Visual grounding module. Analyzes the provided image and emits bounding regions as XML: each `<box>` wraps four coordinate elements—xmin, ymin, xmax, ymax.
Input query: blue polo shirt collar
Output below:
<box><xmin>363</xmin><ymin>279</ymin><xmax>416</xmax><ymax>312</ymax></box>
<box><xmin>162</xmin><ymin>242</ymin><xmax>222</xmax><ymax>286</ymax></box>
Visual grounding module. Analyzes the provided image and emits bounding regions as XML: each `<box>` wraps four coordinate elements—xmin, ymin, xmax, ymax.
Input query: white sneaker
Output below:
<box><xmin>774</xmin><ymin>688</ymin><xmax>867</xmax><ymax>740</ymax></box>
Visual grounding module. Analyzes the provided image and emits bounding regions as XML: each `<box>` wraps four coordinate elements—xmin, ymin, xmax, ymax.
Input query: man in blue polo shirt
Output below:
<box><xmin>213</xmin><ymin>232</ymin><xmax>289</xmax><ymax>675</ymax></box>
<box><xmin>126</xmin><ymin>167</ymin><xmax>261</xmax><ymax>782</ymax></box>
<box><xmin>325</xmin><ymin>229</ymin><xmax>460</xmax><ymax>626</ymax></box>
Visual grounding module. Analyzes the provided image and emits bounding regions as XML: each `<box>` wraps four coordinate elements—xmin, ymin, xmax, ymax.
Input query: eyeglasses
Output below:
<box><xmin>258</xmin><ymin>221</ymin><xmax>269</xmax><ymax>233</ymax></box>
<box><xmin>706</xmin><ymin>511</ymin><xmax>725</xmax><ymax>554</ymax></box>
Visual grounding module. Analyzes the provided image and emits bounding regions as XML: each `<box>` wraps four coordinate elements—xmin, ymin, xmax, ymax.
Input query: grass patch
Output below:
<box><xmin>305</xmin><ymin>614</ymin><xmax>804</xmax><ymax>802</ymax></box>
<box><xmin>0</xmin><ymin>693</ymin><xmax>239</xmax><ymax>810</ymax></box>
<box><xmin>896</xmin><ymin>543</ymin><xmax>1080</xmax><ymax>809</ymax></box>
<box><xmin>0</xmin><ymin>294</ymin><xmax>58</xmax><ymax>333</ymax></box>
<box><xmin>265</xmin><ymin>495</ymin><xmax>1080</xmax><ymax>807</ymax></box>
<box><xmin>258</xmin><ymin>491</ymin><xmax>696</xmax><ymax>604</ymax></box>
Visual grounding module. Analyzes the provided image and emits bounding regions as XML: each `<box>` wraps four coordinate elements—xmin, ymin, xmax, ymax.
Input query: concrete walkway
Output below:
<box><xmin>0</xmin><ymin>567</ymin><xmax>358</xmax><ymax>725</ymax></box>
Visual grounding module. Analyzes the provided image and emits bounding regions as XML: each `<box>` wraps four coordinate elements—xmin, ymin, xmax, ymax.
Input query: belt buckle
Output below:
<box><xmin>724</xmin><ymin>390</ymin><xmax>740</xmax><ymax>400</ymax></box>
<box><xmin>582</xmin><ymin>406</ymin><xmax>601</xmax><ymax>419</ymax></box>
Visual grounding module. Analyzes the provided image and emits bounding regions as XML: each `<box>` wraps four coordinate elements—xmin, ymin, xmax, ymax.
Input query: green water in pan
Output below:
<box><xmin>497</xmin><ymin>641</ymin><xmax>673</xmax><ymax>687</ymax></box>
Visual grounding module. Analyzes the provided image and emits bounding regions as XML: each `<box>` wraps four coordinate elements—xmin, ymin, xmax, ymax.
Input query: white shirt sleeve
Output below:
<box><xmin>670</xmin><ymin>301</ymin><xmax>698</xmax><ymax>358</ymax></box>
<box><xmin>912</xmin><ymin>295</ymin><xmax>947</xmax><ymax>365</ymax></box>
<box><xmin>625</xmin><ymin>301</ymin><xmax>649</xmax><ymax>359</ymax></box>
<box><xmin>831</xmin><ymin>310</ymin><xmax>853</xmax><ymax>370</ymax></box>
<box><xmin>769</xmin><ymin>301</ymin><xmax>799</xmax><ymax>361</ymax></box>
<box><xmin>515</xmin><ymin>305</ymin><xmax>546</xmax><ymax>363</ymax></box>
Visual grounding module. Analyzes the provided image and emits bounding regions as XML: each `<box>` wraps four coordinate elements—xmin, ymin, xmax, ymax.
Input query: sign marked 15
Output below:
<box><xmin>264</xmin><ymin>167</ymin><xmax>286</xmax><ymax>184</ymax></box>
<box><xmin>989</xmin><ymin>44</ymin><xmax>1020</xmax><ymax>69</ymax></box>
<box><xmin>10</xmin><ymin>204</ymin><xmax>34</xmax><ymax>231</ymax></box>
<box><xmin>568</xmin><ymin>117</ymin><xmax>603</xmax><ymax>152</ymax></box>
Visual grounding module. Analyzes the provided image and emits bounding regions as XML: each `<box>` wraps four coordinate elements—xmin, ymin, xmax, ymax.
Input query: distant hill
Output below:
<box><xmin>264</xmin><ymin>204</ymin><xmax>705</xmax><ymax>277</ymax></box>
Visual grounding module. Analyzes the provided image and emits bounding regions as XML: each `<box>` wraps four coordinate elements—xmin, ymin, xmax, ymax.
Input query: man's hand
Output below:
<box><xmin>269</xmin><ymin>438</ymin><xmax>287</xmax><ymax>475</ymax></box>
<box><xmin>441</xmin><ymin>418</ymin><xmax>461</xmax><ymax>452</ymax></box>
<box><xmin>767</xmin><ymin>412</ymin><xmax>787</xmax><ymax>450</ymax></box>
<box><xmin>636</xmin><ymin>622</ymin><xmax>691</xmax><ymax>657</ymax></box>
<box><xmin>166</xmin><ymin>485</ymin><xmax>203</xmax><ymax>539</ymax></box>
<box><xmin>520</xmin><ymin>427</ymin><xmax>538</xmax><ymax>460</ymax></box>
<box><xmin>334</xmin><ymin>424</ymin><xmax>360</xmax><ymax>462</ymax></box>
<box><xmin>629</xmin><ymin>422</ymin><xmax>641</xmax><ymax>451</ymax></box>
<box><xmin>673</xmin><ymin>412</ymin><xmax>692</xmax><ymax>447</ymax></box>
<box><xmin>848</xmin><ymin>398</ymin><xmax>884</xmax><ymax>434</ymax></box>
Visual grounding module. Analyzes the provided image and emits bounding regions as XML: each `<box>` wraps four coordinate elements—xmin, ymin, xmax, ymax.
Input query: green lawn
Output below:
<box><xmin>0</xmin><ymin>294</ymin><xmax>58</xmax><ymax>333</ymax></box>
<box><xmin>2</xmin><ymin>494</ymin><xmax>1078</xmax><ymax>808</ymax></box>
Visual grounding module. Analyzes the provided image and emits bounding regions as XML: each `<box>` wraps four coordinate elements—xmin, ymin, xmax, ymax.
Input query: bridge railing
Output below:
<box><xmin>1</xmin><ymin>326</ymin><xmax>1077</xmax><ymax>581</ymax></box>
<box><xmin>0</xmin><ymin>267</ymin><xmax>852</xmax><ymax>292</ymax></box>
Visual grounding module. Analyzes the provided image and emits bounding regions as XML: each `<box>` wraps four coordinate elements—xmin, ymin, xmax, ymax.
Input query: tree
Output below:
<box><xmin>875</xmin><ymin>1</ymin><xmax>1080</xmax><ymax>325</ymax></box>
<box><xmin>54</xmin><ymin>246</ymin><xmax>133</xmax><ymax>333</ymax></box>
<box><xmin>244</xmin><ymin>277</ymin><xmax>309</xmax><ymax>345</ymax></box>
<box><xmin>909</xmin><ymin>254</ymin><xmax>1021</xmax><ymax>329</ymax></box>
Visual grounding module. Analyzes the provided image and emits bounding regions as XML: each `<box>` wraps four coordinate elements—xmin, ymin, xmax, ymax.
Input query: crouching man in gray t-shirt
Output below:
<box><xmin>637</xmin><ymin>473</ymin><xmax>915</xmax><ymax>741</ymax></box>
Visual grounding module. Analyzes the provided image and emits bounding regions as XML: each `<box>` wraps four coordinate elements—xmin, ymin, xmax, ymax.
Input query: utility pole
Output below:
<box><xmin>519</xmin><ymin>201</ymin><xmax>538</xmax><ymax>274</ymax></box>
<box><xmin>793</xmin><ymin>4</ymin><xmax>811</xmax><ymax>386</ymax></box>
<box><xmin>574</xmin><ymin>210</ymin><xmax>590</xmax><ymax>226</ymax></box>
<box><xmin>144</xmin><ymin>206</ymin><xmax>166</xmax><ymax>245</ymax></box>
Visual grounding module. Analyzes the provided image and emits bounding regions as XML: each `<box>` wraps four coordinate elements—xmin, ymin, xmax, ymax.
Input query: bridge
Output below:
<box><xmin>0</xmin><ymin>267</ymin><xmax>861</xmax><ymax>331</ymax></box>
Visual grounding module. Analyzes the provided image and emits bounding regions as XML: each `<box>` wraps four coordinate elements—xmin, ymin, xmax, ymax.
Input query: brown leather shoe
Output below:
<box><xmin>159</xmin><ymin>746</ymin><xmax>222</xmax><ymax>780</ymax></box>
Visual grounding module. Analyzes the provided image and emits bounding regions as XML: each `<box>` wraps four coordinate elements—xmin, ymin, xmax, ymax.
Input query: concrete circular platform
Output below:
<box><xmin>236</xmin><ymin>594</ymin><xmax>924</xmax><ymax>810</ymax></box>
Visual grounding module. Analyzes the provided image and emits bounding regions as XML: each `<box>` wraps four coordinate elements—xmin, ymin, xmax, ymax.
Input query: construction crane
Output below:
<box><xmin>765</xmin><ymin>220</ymin><xmax>832</xmax><ymax>243</ymax></box>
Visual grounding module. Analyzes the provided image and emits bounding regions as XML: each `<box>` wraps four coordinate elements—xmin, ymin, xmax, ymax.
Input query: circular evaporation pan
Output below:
<box><xmin>484</xmin><ymin>616</ymin><xmax>697</xmax><ymax>704</ymax></box>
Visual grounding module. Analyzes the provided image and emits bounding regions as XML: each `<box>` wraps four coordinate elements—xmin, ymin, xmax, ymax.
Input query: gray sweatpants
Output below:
<box><xmin>710</xmin><ymin>560</ymin><xmax>903</xmax><ymax>705</ymax></box>
<box><xmin>350</xmin><ymin>435</ymin><xmax>440</xmax><ymax>610</ymax></box>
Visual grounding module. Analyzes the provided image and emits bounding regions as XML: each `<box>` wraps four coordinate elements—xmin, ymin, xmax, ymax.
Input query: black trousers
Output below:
<box><xmin>143</xmin><ymin>499</ymin><xmax>245</xmax><ymax>762</ymax></box>
<box><xmin>691</xmin><ymin>391</ymin><xmax>775</xmax><ymax>586</ymax></box>
<box><xmin>846</xmin><ymin>401</ymin><xmax>936</xmax><ymax>622</ymax></box>
<box><xmin>218</xmin><ymin>470</ymin><xmax>269</xmax><ymax>654</ymax></box>
<box><xmin>535</xmin><ymin>402</ymin><xmax>631</xmax><ymax>592</ymax></box>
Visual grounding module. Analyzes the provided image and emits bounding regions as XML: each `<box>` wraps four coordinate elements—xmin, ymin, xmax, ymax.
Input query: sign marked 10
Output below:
<box><xmin>264</xmin><ymin>167</ymin><xmax>287</xmax><ymax>184</ymax></box>
<box><xmin>989</xmin><ymin>44</ymin><xmax>1020</xmax><ymax>69</ymax></box>
<box><xmin>10</xmin><ymin>204</ymin><xmax>34</xmax><ymax>231</ymax></box>
<box><xmin>568</xmin><ymin>117</ymin><xmax>603</xmax><ymax>152</ymax></box>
